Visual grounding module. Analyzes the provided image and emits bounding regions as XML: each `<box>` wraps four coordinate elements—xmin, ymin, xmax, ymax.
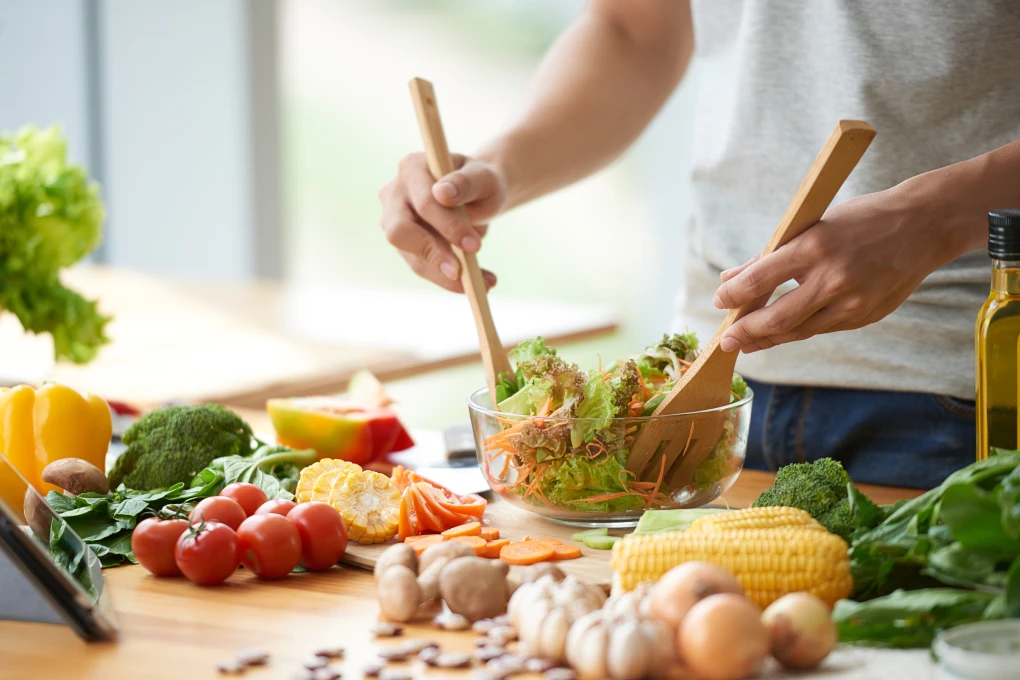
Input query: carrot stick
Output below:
<box><xmin>537</xmin><ymin>397</ymin><xmax>553</xmax><ymax>417</ymax></box>
<box><xmin>481</xmin><ymin>538</ymin><xmax>510</xmax><ymax>558</ymax></box>
<box><xmin>404</xmin><ymin>534</ymin><xmax>444</xmax><ymax>555</ymax></box>
<box><xmin>645</xmin><ymin>453</ymin><xmax>668</xmax><ymax>511</ymax></box>
<box><xmin>480</xmin><ymin>527</ymin><xmax>500</xmax><ymax>541</ymax></box>
<box><xmin>500</xmin><ymin>540</ymin><xmax>556</xmax><ymax>565</ymax></box>
<box><xmin>448</xmin><ymin>535</ymin><xmax>487</xmax><ymax>555</ymax></box>
<box><xmin>551</xmin><ymin>545</ymin><xmax>583</xmax><ymax>561</ymax></box>
<box><xmin>442</xmin><ymin>521</ymin><xmax>482</xmax><ymax>538</ymax></box>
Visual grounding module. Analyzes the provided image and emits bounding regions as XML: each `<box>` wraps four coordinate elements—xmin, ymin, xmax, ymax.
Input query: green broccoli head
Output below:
<box><xmin>752</xmin><ymin>458</ymin><xmax>879</xmax><ymax>541</ymax></box>
<box><xmin>109</xmin><ymin>404</ymin><xmax>255</xmax><ymax>490</ymax></box>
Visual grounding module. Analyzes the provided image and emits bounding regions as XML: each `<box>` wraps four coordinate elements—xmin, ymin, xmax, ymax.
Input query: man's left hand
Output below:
<box><xmin>712</xmin><ymin>187</ymin><xmax>961</xmax><ymax>353</ymax></box>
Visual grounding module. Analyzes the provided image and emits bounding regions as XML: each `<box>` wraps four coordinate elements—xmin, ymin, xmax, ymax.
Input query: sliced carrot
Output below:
<box><xmin>481</xmin><ymin>538</ymin><xmax>510</xmax><ymax>558</ymax></box>
<box><xmin>442</xmin><ymin>521</ymin><xmax>482</xmax><ymax>538</ymax></box>
<box><xmin>410</xmin><ymin>485</ymin><xmax>445</xmax><ymax>533</ymax></box>
<box><xmin>550</xmin><ymin>545</ymin><xmax>582</xmax><ymax>561</ymax></box>
<box><xmin>480</xmin><ymin>527</ymin><xmax>500</xmax><ymax>541</ymax></box>
<box><xmin>448</xmin><ymin>535</ymin><xmax>488</xmax><ymax>555</ymax></box>
<box><xmin>500</xmin><ymin>540</ymin><xmax>556</xmax><ymax>565</ymax></box>
<box><xmin>522</xmin><ymin>536</ymin><xmax>562</xmax><ymax>546</ymax></box>
<box><xmin>404</xmin><ymin>534</ymin><xmax>445</xmax><ymax>555</ymax></box>
<box><xmin>397</xmin><ymin>490</ymin><xmax>414</xmax><ymax>541</ymax></box>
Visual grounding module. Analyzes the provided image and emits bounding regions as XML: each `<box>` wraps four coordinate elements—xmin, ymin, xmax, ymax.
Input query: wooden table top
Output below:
<box><xmin>0</xmin><ymin>471</ymin><xmax>924</xmax><ymax>680</ymax></box>
<box><xmin>0</xmin><ymin>266</ymin><xmax>617</xmax><ymax>408</ymax></box>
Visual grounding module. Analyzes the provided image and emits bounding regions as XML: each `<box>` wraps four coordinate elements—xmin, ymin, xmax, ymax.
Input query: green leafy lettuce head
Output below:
<box><xmin>637</xmin><ymin>333</ymin><xmax>700</xmax><ymax>382</ymax></box>
<box><xmin>0</xmin><ymin>125</ymin><xmax>110</xmax><ymax>363</ymax></box>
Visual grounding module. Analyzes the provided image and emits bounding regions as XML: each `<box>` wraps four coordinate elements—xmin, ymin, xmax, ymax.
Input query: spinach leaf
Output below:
<box><xmin>834</xmin><ymin>589</ymin><xmax>1001</xmax><ymax>648</ymax></box>
<box><xmin>941</xmin><ymin>483</ymin><xmax>1020</xmax><ymax>556</ymax></box>
<box><xmin>1006</xmin><ymin>555</ymin><xmax>1020</xmax><ymax>618</ymax></box>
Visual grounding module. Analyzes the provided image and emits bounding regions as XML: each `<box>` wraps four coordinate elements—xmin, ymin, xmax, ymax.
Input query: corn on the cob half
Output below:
<box><xmin>687</xmin><ymin>506</ymin><xmax>824</xmax><ymax>534</ymax></box>
<box><xmin>295</xmin><ymin>458</ymin><xmax>361</xmax><ymax>503</ymax></box>
<box><xmin>328</xmin><ymin>469</ymin><xmax>400</xmax><ymax>545</ymax></box>
<box><xmin>610</xmin><ymin>527</ymin><xmax>852</xmax><ymax>608</ymax></box>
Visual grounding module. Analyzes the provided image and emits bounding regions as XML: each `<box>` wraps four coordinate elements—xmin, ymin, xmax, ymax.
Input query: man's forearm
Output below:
<box><xmin>478</xmin><ymin>0</ymin><xmax>693</xmax><ymax>212</ymax></box>
<box><xmin>900</xmin><ymin>138</ymin><xmax>1020</xmax><ymax>259</ymax></box>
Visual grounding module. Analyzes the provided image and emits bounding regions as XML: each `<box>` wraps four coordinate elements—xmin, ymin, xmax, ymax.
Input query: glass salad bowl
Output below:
<box><xmin>468</xmin><ymin>387</ymin><xmax>752</xmax><ymax>527</ymax></box>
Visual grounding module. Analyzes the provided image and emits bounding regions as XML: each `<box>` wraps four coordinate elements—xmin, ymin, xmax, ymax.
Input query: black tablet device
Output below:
<box><xmin>0</xmin><ymin>453</ymin><xmax>118</xmax><ymax>641</ymax></box>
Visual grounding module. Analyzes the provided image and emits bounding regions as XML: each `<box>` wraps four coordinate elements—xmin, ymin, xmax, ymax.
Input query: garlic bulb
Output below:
<box><xmin>566</xmin><ymin>609</ymin><xmax>679</xmax><ymax>680</ymax></box>
<box><xmin>507</xmin><ymin>574</ymin><xmax>607</xmax><ymax>663</ymax></box>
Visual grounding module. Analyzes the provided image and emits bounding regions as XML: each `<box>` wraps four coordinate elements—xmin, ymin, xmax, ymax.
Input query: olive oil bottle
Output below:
<box><xmin>976</xmin><ymin>210</ymin><xmax>1020</xmax><ymax>459</ymax></box>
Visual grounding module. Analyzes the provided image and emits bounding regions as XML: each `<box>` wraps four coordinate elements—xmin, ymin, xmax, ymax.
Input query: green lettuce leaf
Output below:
<box><xmin>0</xmin><ymin>125</ymin><xmax>110</xmax><ymax>363</ymax></box>
<box><xmin>571</xmin><ymin>370</ymin><xmax>618</xmax><ymax>449</ymax></box>
<box><xmin>540</xmin><ymin>453</ymin><xmax>644</xmax><ymax>513</ymax></box>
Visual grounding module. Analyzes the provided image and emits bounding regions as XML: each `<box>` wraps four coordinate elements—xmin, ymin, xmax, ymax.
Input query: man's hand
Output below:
<box><xmin>379</xmin><ymin>153</ymin><xmax>506</xmax><ymax>293</ymax></box>
<box><xmin>712</xmin><ymin>187</ymin><xmax>960</xmax><ymax>353</ymax></box>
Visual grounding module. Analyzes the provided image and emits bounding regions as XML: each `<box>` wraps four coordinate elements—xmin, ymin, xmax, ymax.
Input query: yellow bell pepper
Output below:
<box><xmin>0</xmin><ymin>384</ymin><xmax>112</xmax><ymax>511</ymax></box>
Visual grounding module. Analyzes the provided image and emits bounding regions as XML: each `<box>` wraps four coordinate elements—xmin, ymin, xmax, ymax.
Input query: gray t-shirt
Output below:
<box><xmin>675</xmin><ymin>0</ymin><xmax>1020</xmax><ymax>400</ymax></box>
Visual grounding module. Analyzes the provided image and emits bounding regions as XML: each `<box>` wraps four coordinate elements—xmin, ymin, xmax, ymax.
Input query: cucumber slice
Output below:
<box><xmin>582</xmin><ymin>534</ymin><xmax>620</xmax><ymax>550</ymax></box>
<box><xmin>571</xmin><ymin>528</ymin><xmax>609</xmax><ymax>542</ymax></box>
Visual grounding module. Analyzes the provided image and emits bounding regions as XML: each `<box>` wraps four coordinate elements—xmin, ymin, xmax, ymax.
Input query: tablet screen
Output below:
<box><xmin>0</xmin><ymin>452</ymin><xmax>117</xmax><ymax>639</ymax></box>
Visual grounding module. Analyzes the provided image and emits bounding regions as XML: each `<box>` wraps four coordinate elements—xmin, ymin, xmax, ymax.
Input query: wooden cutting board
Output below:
<box><xmin>343</xmin><ymin>496</ymin><xmax>619</xmax><ymax>588</ymax></box>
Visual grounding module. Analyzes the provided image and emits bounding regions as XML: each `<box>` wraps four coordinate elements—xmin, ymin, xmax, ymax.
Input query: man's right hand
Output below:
<box><xmin>379</xmin><ymin>152</ymin><xmax>506</xmax><ymax>293</ymax></box>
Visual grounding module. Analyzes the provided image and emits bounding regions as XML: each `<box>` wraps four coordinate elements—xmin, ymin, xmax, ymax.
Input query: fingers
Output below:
<box><xmin>382</xmin><ymin>197</ymin><xmax>462</xmax><ymax>275</ymax></box>
<box><xmin>401</xmin><ymin>252</ymin><xmax>497</xmax><ymax>294</ymax></box>
<box><xmin>714</xmin><ymin>248</ymin><xmax>800</xmax><ymax>310</ymax></box>
<box><xmin>400</xmin><ymin>154</ymin><xmax>484</xmax><ymax>254</ymax></box>
<box><xmin>739</xmin><ymin>307</ymin><xmax>844</xmax><ymax>352</ymax></box>
<box><xmin>719</xmin><ymin>255</ymin><xmax>759</xmax><ymax>282</ymax></box>
<box><xmin>719</xmin><ymin>284</ymin><xmax>826</xmax><ymax>352</ymax></box>
<box><xmin>433</xmin><ymin>161</ymin><xmax>501</xmax><ymax>209</ymax></box>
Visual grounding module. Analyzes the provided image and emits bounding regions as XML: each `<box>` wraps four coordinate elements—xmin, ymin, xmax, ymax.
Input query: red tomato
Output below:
<box><xmin>132</xmin><ymin>518</ymin><xmax>188</xmax><ymax>577</ymax></box>
<box><xmin>175</xmin><ymin>521</ymin><xmax>240</xmax><ymax>586</ymax></box>
<box><xmin>189</xmin><ymin>496</ymin><xmax>246</xmax><ymax>530</ymax></box>
<box><xmin>256</xmin><ymin>499</ymin><xmax>296</xmax><ymax>516</ymax></box>
<box><xmin>237</xmin><ymin>514</ymin><xmax>301</xmax><ymax>580</ymax></box>
<box><xmin>287</xmin><ymin>502</ymin><xmax>348</xmax><ymax>572</ymax></box>
<box><xmin>220</xmin><ymin>483</ymin><xmax>268</xmax><ymax>517</ymax></box>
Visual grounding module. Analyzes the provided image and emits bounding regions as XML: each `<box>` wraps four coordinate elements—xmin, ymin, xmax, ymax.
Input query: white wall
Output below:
<box><xmin>0</xmin><ymin>0</ymin><xmax>279</xmax><ymax>281</ymax></box>
<box><xmin>98</xmin><ymin>0</ymin><xmax>256</xmax><ymax>279</ymax></box>
<box><xmin>0</xmin><ymin>0</ymin><xmax>93</xmax><ymax>169</ymax></box>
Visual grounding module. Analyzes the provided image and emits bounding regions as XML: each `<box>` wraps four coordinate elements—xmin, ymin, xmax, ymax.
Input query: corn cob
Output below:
<box><xmin>687</xmin><ymin>506</ymin><xmax>824</xmax><ymax>534</ymax></box>
<box><xmin>295</xmin><ymin>458</ymin><xmax>360</xmax><ymax>503</ymax></box>
<box><xmin>328</xmin><ymin>469</ymin><xmax>400</xmax><ymax>545</ymax></box>
<box><xmin>610</xmin><ymin>527</ymin><xmax>852</xmax><ymax>608</ymax></box>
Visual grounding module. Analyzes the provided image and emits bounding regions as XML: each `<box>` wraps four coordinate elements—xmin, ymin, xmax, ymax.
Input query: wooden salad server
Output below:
<box><xmin>627</xmin><ymin>120</ymin><xmax>877</xmax><ymax>488</ymax></box>
<box><xmin>408</xmin><ymin>78</ymin><xmax>514</xmax><ymax>405</ymax></box>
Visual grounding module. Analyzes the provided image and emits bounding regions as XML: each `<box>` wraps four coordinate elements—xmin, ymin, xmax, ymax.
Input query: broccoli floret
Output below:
<box><xmin>108</xmin><ymin>404</ymin><xmax>255</xmax><ymax>490</ymax></box>
<box><xmin>751</xmin><ymin>458</ymin><xmax>881</xmax><ymax>541</ymax></box>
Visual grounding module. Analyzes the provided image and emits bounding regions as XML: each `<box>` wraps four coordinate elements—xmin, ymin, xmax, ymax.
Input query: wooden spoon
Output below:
<box><xmin>627</xmin><ymin>120</ymin><xmax>877</xmax><ymax>486</ymax></box>
<box><xmin>408</xmin><ymin>78</ymin><xmax>514</xmax><ymax>404</ymax></box>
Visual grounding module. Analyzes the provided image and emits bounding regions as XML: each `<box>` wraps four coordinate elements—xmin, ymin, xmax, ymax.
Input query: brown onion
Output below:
<box><xmin>761</xmin><ymin>593</ymin><xmax>837</xmax><ymax>670</ymax></box>
<box><xmin>678</xmin><ymin>594</ymin><xmax>768</xmax><ymax>680</ymax></box>
<box><xmin>646</xmin><ymin>562</ymin><xmax>743</xmax><ymax>631</ymax></box>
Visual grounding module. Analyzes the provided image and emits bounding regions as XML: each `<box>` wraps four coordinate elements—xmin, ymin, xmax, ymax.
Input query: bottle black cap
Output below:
<box><xmin>988</xmin><ymin>210</ymin><xmax>1020</xmax><ymax>260</ymax></box>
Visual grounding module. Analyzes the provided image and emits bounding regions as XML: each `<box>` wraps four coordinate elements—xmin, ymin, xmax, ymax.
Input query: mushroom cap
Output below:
<box><xmin>377</xmin><ymin>564</ymin><xmax>420</xmax><ymax>622</ymax></box>
<box><xmin>375</xmin><ymin>542</ymin><xmax>418</xmax><ymax>581</ymax></box>
<box><xmin>41</xmin><ymin>458</ymin><xmax>109</xmax><ymax>496</ymax></box>
<box><xmin>419</xmin><ymin>540</ymin><xmax>475</xmax><ymax>574</ymax></box>
<box><xmin>438</xmin><ymin>556</ymin><xmax>509</xmax><ymax>622</ymax></box>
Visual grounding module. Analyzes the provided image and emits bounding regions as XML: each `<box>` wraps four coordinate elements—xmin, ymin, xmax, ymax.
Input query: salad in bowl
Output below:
<box><xmin>468</xmin><ymin>334</ymin><xmax>752</xmax><ymax>526</ymax></box>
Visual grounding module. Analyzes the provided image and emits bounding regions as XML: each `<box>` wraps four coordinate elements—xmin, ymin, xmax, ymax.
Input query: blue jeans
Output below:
<box><xmin>743</xmin><ymin>378</ymin><xmax>976</xmax><ymax>490</ymax></box>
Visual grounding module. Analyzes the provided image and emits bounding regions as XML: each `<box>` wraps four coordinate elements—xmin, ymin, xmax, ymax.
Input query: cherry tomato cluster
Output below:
<box><xmin>131</xmin><ymin>483</ymin><xmax>348</xmax><ymax>586</ymax></box>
